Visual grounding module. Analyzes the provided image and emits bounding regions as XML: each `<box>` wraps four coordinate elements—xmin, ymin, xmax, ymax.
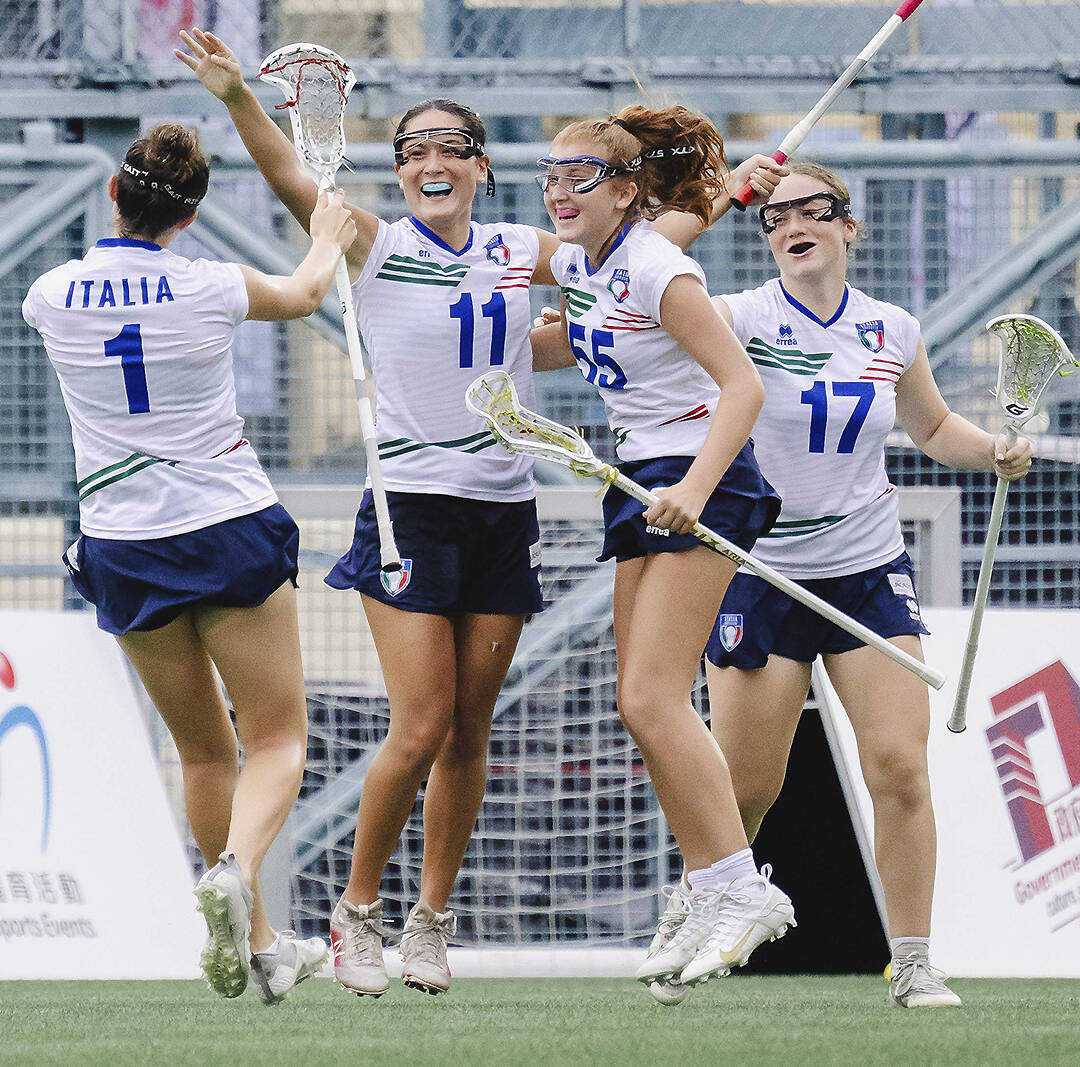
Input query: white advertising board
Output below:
<box><xmin>0</xmin><ymin>611</ymin><xmax>202</xmax><ymax>978</ymax></box>
<box><xmin>817</xmin><ymin>607</ymin><xmax>1080</xmax><ymax>977</ymax></box>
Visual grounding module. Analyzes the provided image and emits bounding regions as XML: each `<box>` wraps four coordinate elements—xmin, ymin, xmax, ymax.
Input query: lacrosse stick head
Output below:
<box><xmin>465</xmin><ymin>370</ymin><xmax>608</xmax><ymax>479</ymax></box>
<box><xmin>986</xmin><ymin>313</ymin><xmax>1079</xmax><ymax>428</ymax></box>
<box><xmin>259</xmin><ymin>43</ymin><xmax>355</xmax><ymax>189</ymax></box>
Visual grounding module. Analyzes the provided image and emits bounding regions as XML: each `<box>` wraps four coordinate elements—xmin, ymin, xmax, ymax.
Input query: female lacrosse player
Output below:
<box><xmin>703</xmin><ymin>161</ymin><xmax>1033</xmax><ymax>1008</ymax></box>
<box><xmin>534</xmin><ymin>111</ymin><xmax>798</xmax><ymax>1002</ymax></box>
<box><xmin>22</xmin><ymin>123</ymin><xmax>357</xmax><ymax>1004</ymax></box>
<box><xmin>176</xmin><ymin>26</ymin><xmax>785</xmax><ymax>999</ymax></box>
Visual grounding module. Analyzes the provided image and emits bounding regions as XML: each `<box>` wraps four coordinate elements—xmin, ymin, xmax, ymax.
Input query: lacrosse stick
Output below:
<box><xmin>259</xmin><ymin>43</ymin><xmax>400</xmax><ymax>572</ymax></box>
<box><xmin>466</xmin><ymin>370</ymin><xmax>944</xmax><ymax>690</ymax></box>
<box><xmin>948</xmin><ymin>315</ymin><xmax>1078</xmax><ymax>732</ymax></box>
<box><xmin>731</xmin><ymin>0</ymin><xmax>924</xmax><ymax>208</ymax></box>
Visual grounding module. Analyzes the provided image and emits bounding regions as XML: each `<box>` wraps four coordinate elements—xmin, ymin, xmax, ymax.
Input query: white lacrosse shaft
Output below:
<box><xmin>948</xmin><ymin>426</ymin><xmax>1017</xmax><ymax>732</ymax></box>
<box><xmin>259</xmin><ymin>43</ymin><xmax>400</xmax><ymax>571</ymax></box>
<box><xmin>607</xmin><ymin>468</ymin><xmax>945</xmax><ymax>690</ymax></box>
<box><xmin>731</xmin><ymin>0</ymin><xmax>925</xmax><ymax>208</ymax></box>
<box><xmin>332</xmin><ymin>247</ymin><xmax>401</xmax><ymax>572</ymax></box>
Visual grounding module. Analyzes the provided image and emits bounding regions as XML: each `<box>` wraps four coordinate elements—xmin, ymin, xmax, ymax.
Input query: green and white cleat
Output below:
<box><xmin>250</xmin><ymin>931</ymin><xmax>329</xmax><ymax>1005</ymax></box>
<box><xmin>194</xmin><ymin>852</ymin><xmax>254</xmax><ymax>999</ymax></box>
<box><xmin>889</xmin><ymin>949</ymin><xmax>962</xmax><ymax>1008</ymax></box>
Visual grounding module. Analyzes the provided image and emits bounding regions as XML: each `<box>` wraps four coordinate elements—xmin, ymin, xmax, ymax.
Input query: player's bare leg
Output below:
<box><xmin>419</xmin><ymin>612</ymin><xmax>525</xmax><ymax>911</ymax></box>
<box><xmin>706</xmin><ymin>655</ymin><xmax>811</xmax><ymax>843</ymax></box>
<box><xmin>826</xmin><ymin>640</ymin><xmax>960</xmax><ymax>1006</ymax></box>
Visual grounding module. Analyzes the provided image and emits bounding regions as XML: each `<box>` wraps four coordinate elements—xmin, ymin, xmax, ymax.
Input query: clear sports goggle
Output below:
<box><xmin>535</xmin><ymin>155</ymin><xmax>638</xmax><ymax>195</ymax></box>
<box><xmin>394</xmin><ymin>127</ymin><xmax>484</xmax><ymax>166</ymax></box>
<box><xmin>759</xmin><ymin>192</ymin><xmax>852</xmax><ymax>234</ymax></box>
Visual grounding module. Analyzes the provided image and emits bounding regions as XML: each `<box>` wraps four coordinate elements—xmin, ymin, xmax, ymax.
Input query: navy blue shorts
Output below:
<box><xmin>705</xmin><ymin>551</ymin><xmax>930</xmax><ymax>668</ymax></box>
<box><xmin>325</xmin><ymin>490</ymin><xmax>543</xmax><ymax>616</ymax></box>
<box><xmin>63</xmin><ymin>503</ymin><xmax>300</xmax><ymax>636</ymax></box>
<box><xmin>599</xmin><ymin>444</ymin><xmax>780</xmax><ymax>563</ymax></box>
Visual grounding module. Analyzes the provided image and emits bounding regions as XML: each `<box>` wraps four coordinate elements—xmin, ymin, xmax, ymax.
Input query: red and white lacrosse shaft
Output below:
<box><xmin>732</xmin><ymin>0</ymin><xmax>925</xmax><ymax>208</ymax></box>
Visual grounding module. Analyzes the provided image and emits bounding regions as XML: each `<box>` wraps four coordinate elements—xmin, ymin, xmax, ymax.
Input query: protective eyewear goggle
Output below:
<box><xmin>535</xmin><ymin>155</ymin><xmax>636</xmax><ymax>195</ymax></box>
<box><xmin>759</xmin><ymin>192</ymin><xmax>852</xmax><ymax>234</ymax></box>
<box><xmin>394</xmin><ymin>127</ymin><xmax>484</xmax><ymax>166</ymax></box>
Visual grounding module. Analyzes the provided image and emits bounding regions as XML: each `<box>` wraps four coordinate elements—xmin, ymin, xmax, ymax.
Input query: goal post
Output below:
<box><xmin>255</xmin><ymin>484</ymin><xmax>962</xmax><ymax>977</ymax></box>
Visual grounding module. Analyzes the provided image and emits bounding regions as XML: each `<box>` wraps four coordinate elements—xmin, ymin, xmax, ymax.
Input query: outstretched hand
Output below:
<box><xmin>175</xmin><ymin>28</ymin><xmax>245</xmax><ymax>104</ymax></box>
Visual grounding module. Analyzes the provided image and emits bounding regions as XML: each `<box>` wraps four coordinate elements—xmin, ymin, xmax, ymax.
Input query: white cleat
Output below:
<box><xmin>401</xmin><ymin>902</ymin><xmax>456</xmax><ymax>995</ymax></box>
<box><xmin>193</xmin><ymin>852</ymin><xmax>254</xmax><ymax>1000</ymax></box>
<box><xmin>330</xmin><ymin>896</ymin><xmax>392</xmax><ymax>998</ymax></box>
<box><xmin>889</xmin><ymin>950</ymin><xmax>962</xmax><ymax>1008</ymax></box>
<box><xmin>250</xmin><ymin>931</ymin><xmax>329</xmax><ymax>1005</ymax></box>
<box><xmin>642</xmin><ymin>883</ymin><xmax>694</xmax><ymax>1006</ymax></box>
<box><xmin>679</xmin><ymin>865</ymin><xmax>796</xmax><ymax>986</ymax></box>
<box><xmin>635</xmin><ymin>887</ymin><xmax>724</xmax><ymax>986</ymax></box>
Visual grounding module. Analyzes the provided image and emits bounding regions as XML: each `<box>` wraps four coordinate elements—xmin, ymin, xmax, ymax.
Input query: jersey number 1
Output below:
<box><xmin>104</xmin><ymin>323</ymin><xmax>150</xmax><ymax>414</ymax></box>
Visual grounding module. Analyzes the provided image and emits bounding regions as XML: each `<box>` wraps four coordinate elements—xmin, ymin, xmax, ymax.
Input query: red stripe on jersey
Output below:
<box><xmin>659</xmin><ymin>405</ymin><xmax>709</xmax><ymax>426</ymax></box>
<box><xmin>212</xmin><ymin>439</ymin><xmax>249</xmax><ymax>457</ymax></box>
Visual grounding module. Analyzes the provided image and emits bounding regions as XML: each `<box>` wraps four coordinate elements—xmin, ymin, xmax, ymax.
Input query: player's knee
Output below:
<box><xmin>615</xmin><ymin>678</ymin><xmax>670</xmax><ymax>741</ymax></box>
<box><xmin>865</xmin><ymin>749</ymin><xmax>930</xmax><ymax>811</ymax></box>
<box><xmin>387</xmin><ymin>704</ymin><xmax>454</xmax><ymax>773</ymax></box>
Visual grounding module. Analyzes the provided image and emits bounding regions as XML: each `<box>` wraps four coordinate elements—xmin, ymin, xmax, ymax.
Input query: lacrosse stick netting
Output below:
<box><xmin>949</xmin><ymin>314</ymin><xmax>1078</xmax><ymax>732</ymax></box>
<box><xmin>467</xmin><ymin>371</ymin><xmax>944</xmax><ymax>689</ymax></box>
<box><xmin>259</xmin><ymin>44</ymin><xmax>400</xmax><ymax>571</ymax></box>
<box><xmin>258</xmin><ymin>43</ymin><xmax>354</xmax><ymax>188</ymax></box>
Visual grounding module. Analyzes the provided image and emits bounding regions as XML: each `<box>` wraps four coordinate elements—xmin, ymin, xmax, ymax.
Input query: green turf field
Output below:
<box><xmin>2</xmin><ymin>976</ymin><xmax>1078</xmax><ymax>1066</ymax></box>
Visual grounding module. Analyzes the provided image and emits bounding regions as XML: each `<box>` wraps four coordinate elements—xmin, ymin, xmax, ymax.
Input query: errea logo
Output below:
<box><xmin>775</xmin><ymin>324</ymin><xmax>797</xmax><ymax>346</ymax></box>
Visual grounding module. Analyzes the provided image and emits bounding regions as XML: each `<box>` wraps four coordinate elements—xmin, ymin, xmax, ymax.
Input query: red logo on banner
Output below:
<box><xmin>986</xmin><ymin>660</ymin><xmax>1080</xmax><ymax>862</ymax></box>
<box><xmin>0</xmin><ymin>650</ymin><xmax>14</xmax><ymax>689</ymax></box>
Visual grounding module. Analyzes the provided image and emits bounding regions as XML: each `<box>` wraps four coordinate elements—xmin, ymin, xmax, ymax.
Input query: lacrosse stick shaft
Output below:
<box><xmin>731</xmin><ymin>0</ymin><xmax>924</xmax><ymax>208</ymax></box>
<box><xmin>335</xmin><ymin>256</ymin><xmax>401</xmax><ymax>571</ymax></box>
<box><xmin>609</xmin><ymin>469</ymin><xmax>944</xmax><ymax>689</ymax></box>
<box><xmin>948</xmin><ymin>426</ymin><xmax>1017</xmax><ymax>732</ymax></box>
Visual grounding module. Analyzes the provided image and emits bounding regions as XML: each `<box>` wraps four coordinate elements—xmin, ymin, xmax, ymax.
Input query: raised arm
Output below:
<box><xmin>653</xmin><ymin>154</ymin><xmax>788</xmax><ymax>251</ymax></box>
<box><xmin>896</xmin><ymin>338</ymin><xmax>1033</xmax><ymax>481</ymax></box>
<box><xmin>175</xmin><ymin>28</ymin><xmax>379</xmax><ymax>274</ymax></box>
<box><xmin>242</xmin><ymin>189</ymin><xmax>357</xmax><ymax>320</ymax></box>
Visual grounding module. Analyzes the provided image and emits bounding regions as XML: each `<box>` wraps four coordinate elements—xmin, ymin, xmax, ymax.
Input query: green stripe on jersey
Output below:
<box><xmin>78</xmin><ymin>453</ymin><xmax>176</xmax><ymax>501</ymax></box>
<box><xmin>761</xmin><ymin>514</ymin><xmax>847</xmax><ymax>538</ymax></box>
<box><xmin>378</xmin><ymin>430</ymin><xmax>496</xmax><ymax>459</ymax></box>
<box><xmin>746</xmin><ymin>337</ymin><xmax>832</xmax><ymax>375</ymax></box>
<box><xmin>375</xmin><ymin>254</ymin><xmax>470</xmax><ymax>287</ymax></box>
<box><xmin>561</xmin><ymin>286</ymin><xmax>597</xmax><ymax>318</ymax></box>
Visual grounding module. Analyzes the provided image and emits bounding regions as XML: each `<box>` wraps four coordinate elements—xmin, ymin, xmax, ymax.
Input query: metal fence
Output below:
<box><xmin>3</xmin><ymin>0</ymin><xmax>1080</xmax><ymax>935</ymax></box>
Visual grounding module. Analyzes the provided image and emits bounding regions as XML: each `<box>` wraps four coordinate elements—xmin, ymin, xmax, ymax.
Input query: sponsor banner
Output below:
<box><xmin>0</xmin><ymin>611</ymin><xmax>202</xmax><ymax>978</ymax></box>
<box><xmin>817</xmin><ymin>608</ymin><xmax>1080</xmax><ymax>976</ymax></box>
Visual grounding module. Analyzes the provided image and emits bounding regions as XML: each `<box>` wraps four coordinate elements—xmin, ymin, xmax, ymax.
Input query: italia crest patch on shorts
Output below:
<box><xmin>717</xmin><ymin>613</ymin><xmax>743</xmax><ymax>652</ymax></box>
<box><xmin>381</xmin><ymin>558</ymin><xmax>413</xmax><ymax>597</ymax></box>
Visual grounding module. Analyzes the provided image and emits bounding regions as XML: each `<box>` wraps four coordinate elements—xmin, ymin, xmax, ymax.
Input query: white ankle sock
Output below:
<box><xmin>257</xmin><ymin>934</ymin><xmax>280</xmax><ymax>956</ymax></box>
<box><xmin>890</xmin><ymin>936</ymin><xmax>930</xmax><ymax>957</ymax></box>
<box><xmin>687</xmin><ymin>848</ymin><xmax>758</xmax><ymax>891</ymax></box>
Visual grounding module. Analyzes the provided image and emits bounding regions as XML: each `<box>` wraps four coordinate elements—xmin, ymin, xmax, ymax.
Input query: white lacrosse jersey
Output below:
<box><xmin>23</xmin><ymin>238</ymin><xmax>276</xmax><ymax>540</ymax></box>
<box><xmin>547</xmin><ymin>219</ymin><xmax>718</xmax><ymax>462</ymax></box>
<box><xmin>352</xmin><ymin>217</ymin><xmax>540</xmax><ymax>501</ymax></box>
<box><xmin>723</xmin><ymin>278</ymin><xmax>921</xmax><ymax>578</ymax></box>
